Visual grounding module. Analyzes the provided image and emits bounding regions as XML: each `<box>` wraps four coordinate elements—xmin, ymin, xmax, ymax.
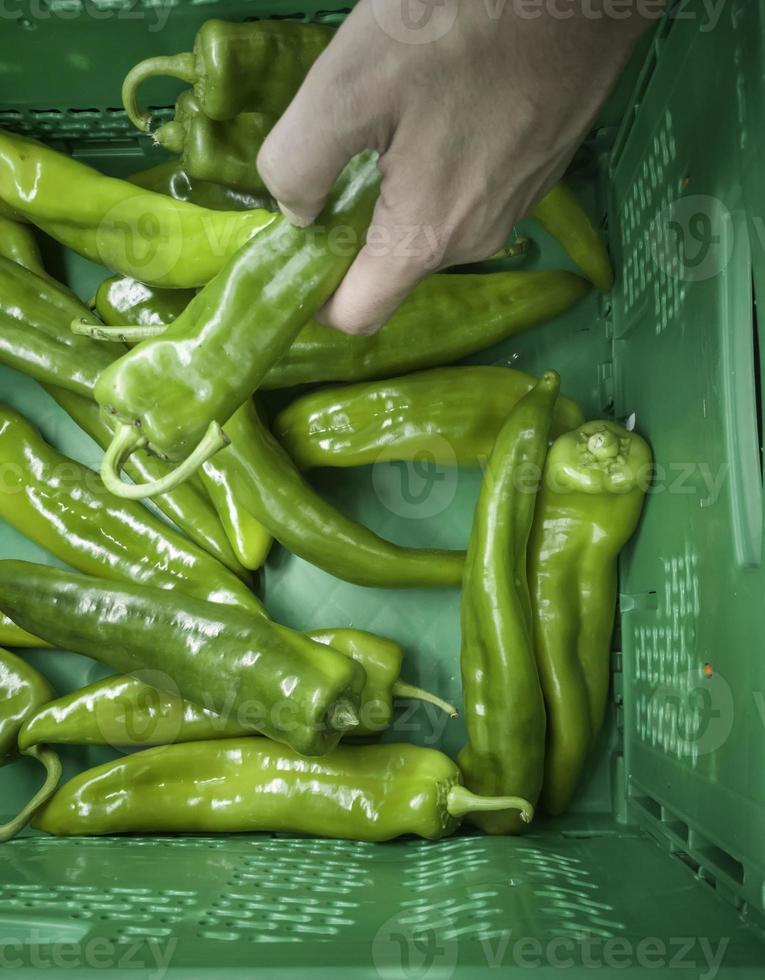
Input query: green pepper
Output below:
<box><xmin>94</xmin><ymin>275</ymin><xmax>195</xmax><ymax>329</ymax></box>
<box><xmin>0</xmin><ymin>130</ymin><xmax>276</xmax><ymax>288</ymax></box>
<box><xmin>153</xmin><ymin>90</ymin><xmax>273</xmax><ymax>193</ymax></box>
<box><xmin>129</xmin><ymin>160</ymin><xmax>276</xmax><ymax>212</ymax></box>
<box><xmin>529</xmin><ymin>421</ymin><xmax>651</xmax><ymax>816</ymax></box>
<box><xmin>0</xmin><ymin>406</ymin><xmax>263</xmax><ymax>616</ymax></box>
<box><xmin>275</xmin><ymin>366</ymin><xmax>585</xmax><ymax>470</ymax></box>
<box><xmin>123</xmin><ymin>18</ymin><xmax>334</xmax><ymax>130</ymax></box>
<box><xmin>19</xmin><ymin>629</ymin><xmax>456</xmax><ymax>750</ymax></box>
<box><xmin>91</xmin><ymin>152</ymin><xmax>380</xmax><ymax>498</ymax></box>
<box><xmin>0</xmin><ymin>258</ymin><xmax>242</xmax><ymax>572</ymax></box>
<box><xmin>459</xmin><ymin>372</ymin><xmax>560</xmax><ymax>835</ymax></box>
<box><xmin>0</xmin><ymin>648</ymin><xmax>61</xmax><ymax>842</ymax></box>
<box><xmin>0</xmin><ymin>620</ymin><xmax>47</xmax><ymax>648</ymax></box>
<box><xmin>0</xmin><ymin>562</ymin><xmax>364</xmax><ymax>756</ymax></box>
<box><xmin>34</xmin><ymin>738</ymin><xmax>532</xmax><ymax>840</ymax></box>
<box><xmin>534</xmin><ymin>182</ymin><xmax>613</xmax><ymax>291</ymax></box>
<box><xmin>0</xmin><ymin>214</ymin><xmax>45</xmax><ymax>277</ymax></box>
<box><xmin>91</xmin><ymin>276</ymin><xmax>274</xmax><ymax>570</ymax></box>
<box><xmin>198</xmin><ymin>401</ymin><xmax>465</xmax><ymax>589</ymax></box>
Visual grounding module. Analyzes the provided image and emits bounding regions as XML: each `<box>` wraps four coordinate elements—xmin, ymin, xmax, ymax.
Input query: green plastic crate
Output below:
<box><xmin>0</xmin><ymin>1</ymin><xmax>763</xmax><ymax>976</ymax></box>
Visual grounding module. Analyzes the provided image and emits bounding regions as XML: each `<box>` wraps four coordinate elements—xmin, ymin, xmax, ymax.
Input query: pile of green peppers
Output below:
<box><xmin>0</xmin><ymin>16</ymin><xmax>652</xmax><ymax>843</ymax></box>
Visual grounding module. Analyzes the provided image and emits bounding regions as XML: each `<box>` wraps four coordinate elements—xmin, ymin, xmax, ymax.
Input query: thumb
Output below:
<box><xmin>257</xmin><ymin>55</ymin><xmax>370</xmax><ymax>227</ymax></box>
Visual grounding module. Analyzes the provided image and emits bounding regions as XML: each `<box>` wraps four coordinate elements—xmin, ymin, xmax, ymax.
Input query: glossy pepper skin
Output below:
<box><xmin>0</xmin><ymin>620</ymin><xmax>46</xmax><ymax>648</ymax></box>
<box><xmin>0</xmin><ymin>562</ymin><xmax>365</xmax><ymax>757</ymax></box>
<box><xmin>529</xmin><ymin>421</ymin><xmax>651</xmax><ymax>815</ymax></box>
<box><xmin>0</xmin><ymin>214</ymin><xmax>45</xmax><ymax>276</ymax></box>
<box><xmin>0</xmin><ymin>255</ymin><xmax>115</xmax><ymax>398</ymax></box>
<box><xmin>263</xmin><ymin>270</ymin><xmax>590</xmax><ymax>389</ymax></box>
<box><xmin>534</xmin><ymin>182</ymin><xmax>614</xmax><ymax>291</ymax></box>
<box><xmin>154</xmin><ymin>90</ymin><xmax>273</xmax><ymax>193</ymax></box>
<box><xmin>129</xmin><ymin>160</ymin><xmax>275</xmax><ymax>212</ymax></box>
<box><xmin>0</xmin><ymin>648</ymin><xmax>61</xmax><ymax>841</ymax></box>
<box><xmin>123</xmin><ymin>19</ymin><xmax>334</xmax><ymax>129</ymax></box>
<box><xmin>90</xmin><ymin>278</ymin><xmax>273</xmax><ymax>570</ymax></box>
<box><xmin>0</xmin><ymin>259</ymin><xmax>241</xmax><ymax>572</ymax></box>
<box><xmin>0</xmin><ymin>130</ymin><xmax>276</xmax><ymax>288</ymax></box>
<box><xmin>0</xmin><ymin>407</ymin><xmax>262</xmax><ymax>616</ymax></box>
<box><xmin>94</xmin><ymin>151</ymin><xmax>380</xmax><ymax>490</ymax></box>
<box><xmin>203</xmin><ymin>401</ymin><xmax>465</xmax><ymax>589</ymax></box>
<box><xmin>275</xmin><ymin>367</ymin><xmax>585</xmax><ymax>470</ymax></box>
<box><xmin>34</xmin><ymin>739</ymin><xmax>533</xmax><ymax>841</ymax></box>
<box><xmin>19</xmin><ymin>629</ymin><xmax>456</xmax><ymax>749</ymax></box>
<box><xmin>459</xmin><ymin>373</ymin><xmax>560</xmax><ymax>835</ymax></box>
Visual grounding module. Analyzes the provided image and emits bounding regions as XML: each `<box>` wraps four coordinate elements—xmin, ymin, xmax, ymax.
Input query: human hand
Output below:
<box><xmin>257</xmin><ymin>1</ymin><xmax>658</xmax><ymax>334</ymax></box>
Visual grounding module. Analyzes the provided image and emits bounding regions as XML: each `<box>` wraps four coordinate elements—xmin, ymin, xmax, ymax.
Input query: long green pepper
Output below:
<box><xmin>0</xmin><ymin>563</ymin><xmax>365</xmax><ymax>757</ymax></box>
<box><xmin>458</xmin><ymin>372</ymin><xmax>560</xmax><ymax>835</ymax></box>
<box><xmin>91</xmin><ymin>152</ymin><xmax>381</xmax><ymax>498</ymax></box>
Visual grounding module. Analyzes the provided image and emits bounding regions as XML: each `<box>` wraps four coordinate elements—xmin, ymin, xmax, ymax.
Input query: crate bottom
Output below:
<box><xmin>0</xmin><ymin>821</ymin><xmax>761</xmax><ymax>977</ymax></box>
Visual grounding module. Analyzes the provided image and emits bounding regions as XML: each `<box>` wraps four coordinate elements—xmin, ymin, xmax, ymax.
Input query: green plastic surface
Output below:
<box><xmin>0</xmin><ymin>1</ymin><xmax>763</xmax><ymax>975</ymax></box>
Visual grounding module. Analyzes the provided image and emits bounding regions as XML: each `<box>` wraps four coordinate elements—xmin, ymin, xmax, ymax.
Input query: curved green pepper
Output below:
<box><xmin>0</xmin><ymin>214</ymin><xmax>45</xmax><ymax>276</ymax></box>
<box><xmin>0</xmin><ymin>620</ymin><xmax>47</xmax><ymax>648</ymax></box>
<box><xmin>154</xmin><ymin>90</ymin><xmax>273</xmax><ymax>193</ymax></box>
<box><xmin>529</xmin><ymin>421</ymin><xmax>651</xmax><ymax>815</ymax></box>
<box><xmin>201</xmin><ymin>401</ymin><xmax>465</xmax><ymax>589</ymax></box>
<box><xmin>0</xmin><ymin>648</ymin><xmax>61</xmax><ymax>841</ymax></box>
<box><xmin>0</xmin><ymin>406</ymin><xmax>262</xmax><ymax>616</ymax></box>
<box><xmin>123</xmin><ymin>18</ymin><xmax>334</xmax><ymax>130</ymax></box>
<box><xmin>92</xmin><ymin>152</ymin><xmax>380</xmax><ymax>498</ymax></box>
<box><xmin>275</xmin><ymin>366</ymin><xmax>585</xmax><ymax>470</ymax></box>
<box><xmin>19</xmin><ymin>629</ymin><xmax>456</xmax><ymax>750</ymax></box>
<box><xmin>534</xmin><ymin>182</ymin><xmax>613</xmax><ymax>291</ymax></box>
<box><xmin>0</xmin><ymin>130</ymin><xmax>276</xmax><ymax>287</ymax></box>
<box><xmin>459</xmin><ymin>372</ymin><xmax>560</xmax><ymax>835</ymax></box>
<box><xmin>34</xmin><ymin>739</ymin><xmax>532</xmax><ymax>841</ymax></box>
<box><xmin>0</xmin><ymin>259</ymin><xmax>241</xmax><ymax>572</ymax></box>
<box><xmin>129</xmin><ymin>160</ymin><xmax>276</xmax><ymax>212</ymax></box>
<box><xmin>0</xmin><ymin>562</ymin><xmax>364</xmax><ymax>756</ymax></box>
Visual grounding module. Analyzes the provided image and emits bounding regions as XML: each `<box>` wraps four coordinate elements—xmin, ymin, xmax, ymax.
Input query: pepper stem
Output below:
<box><xmin>71</xmin><ymin>317</ymin><xmax>167</xmax><ymax>343</ymax></box>
<box><xmin>101</xmin><ymin>421</ymin><xmax>229</xmax><ymax>500</ymax></box>
<box><xmin>392</xmin><ymin>681</ymin><xmax>459</xmax><ymax>718</ymax></box>
<box><xmin>0</xmin><ymin>747</ymin><xmax>62</xmax><ymax>843</ymax></box>
<box><xmin>122</xmin><ymin>53</ymin><xmax>198</xmax><ymax>132</ymax></box>
<box><xmin>587</xmin><ymin>428</ymin><xmax>619</xmax><ymax>460</ymax></box>
<box><xmin>446</xmin><ymin>785</ymin><xmax>534</xmax><ymax>824</ymax></box>
<box><xmin>327</xmin><ymin>700</ymin><xmax>360</xmax><ymax>733</ymax></box>
<box><xmin>154</xmin><ymin>121</ymin><xmax>186</xmax><ymax>154</ymax></box>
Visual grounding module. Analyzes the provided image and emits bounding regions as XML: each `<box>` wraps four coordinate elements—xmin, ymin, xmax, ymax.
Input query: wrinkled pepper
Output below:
<box><xmin>0</xmin><ymin>406</ymin><xmax>262</xmax><ymax>616</ymax></box>
<box><xmin>154</xmin><ymin>90</ymin><xmax>273</xmax><ymax>193</ymax></box>
<box><xmin>459</xmin><ymin>372</ymin><xmax>560</xmax><ymax>835</ymax></box>
<box><xmin>0</xmin><ymin>648</ymin><xmax>61</xmax><ymax>841</ymax></box>
<box><xmin>129</xmin><ymin>160</ymin><xmax>275</xmax><ymax>212</ymax></box>
<box><xmin>529</xmin><ymin>421</ymin><xmax>651</xmax><ymax>815</ymax></box>
<box><xmin>123</xmin><ymin>18</ymin><xmax>334</xmax><ymax>129</ymax></box>
<box><xmin>275</xmin><ymin>366</ymin><xmax>585</xmax><ymax>470</ymax></box>
<box><xmin>91</xmin><ymin>151</ymin><xmax>380</xmax><ymax>498</ymax></box>
<box><xmin>196</xmin><ymin>401</ymin><xmax>465</xmax><ymax>589</ymax></box>
<box><xmin>0</xmin><ymin>258</ymin><xmax>241</xmax><ymax>571</ymax></box>
<box><xmin>91</xmin><ymin>277</ymin><xmax>273</xmax><ymax>569</ymax></box>
<box><xmin>19</xmin><ymin>629</ymin><xmax>456</xmax><ymax>750</ymax></box>
<box><xmin>0</xmin><ymin>562</ymin><xmax>365</xmax><ymax>756</ymax></box>
<box><xmin>0</xmin><ymin>130</ymin><xmax>276</xmax><ymax>287</ymax></box>
<box><xmin>34</xmin><ymin>739</ymin><xmax>532</xmax><ymax>841</ymax></box>
<box><xmin>0</xmin><ymin>214</ymin><xmax>45</xmax><ymax>277</ymax></box>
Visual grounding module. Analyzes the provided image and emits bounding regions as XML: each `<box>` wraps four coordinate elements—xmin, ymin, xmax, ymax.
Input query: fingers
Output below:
<box><xmin>257</xmin><ymin>21</ymin><xmax>374</xmax><ymax>227</ymax></box>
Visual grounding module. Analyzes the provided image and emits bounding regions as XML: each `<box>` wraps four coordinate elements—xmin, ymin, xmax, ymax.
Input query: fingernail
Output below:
<box><xmin>277</xmin><ymin>201</ymin><xmax>314</xmax><ymax>228</ymax></box>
